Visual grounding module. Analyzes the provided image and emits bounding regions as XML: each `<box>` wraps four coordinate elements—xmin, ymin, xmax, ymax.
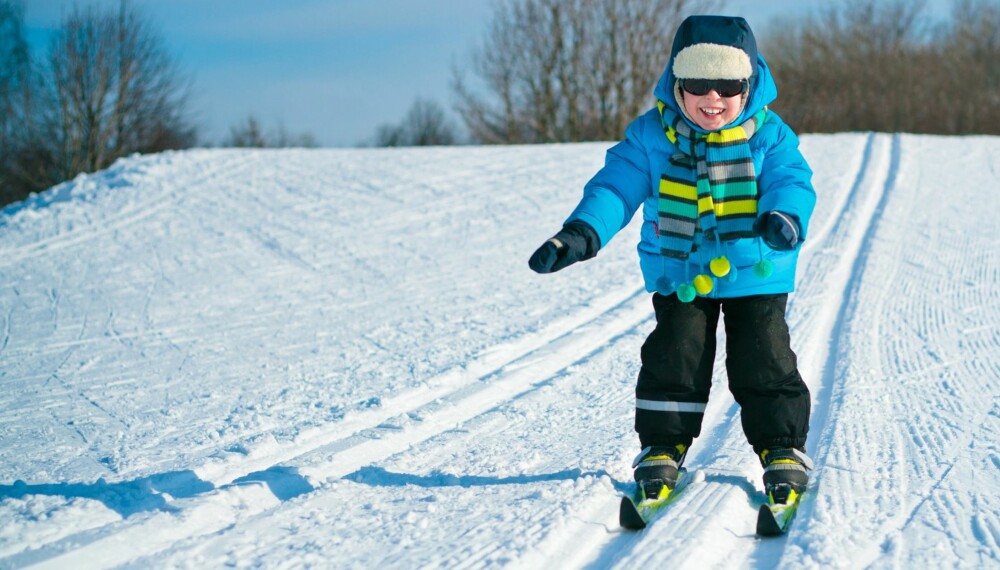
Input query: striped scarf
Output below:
<box><xmin>656</xmin><ymin>101</ymin><xmax>767</xmax><ymax>259</ymax></box>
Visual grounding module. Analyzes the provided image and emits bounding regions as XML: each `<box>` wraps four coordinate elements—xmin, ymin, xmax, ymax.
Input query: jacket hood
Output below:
<box><xmin>653</xmin><ymin>15</ymin><xmax>777</xmax><ymax>132</ymax></box>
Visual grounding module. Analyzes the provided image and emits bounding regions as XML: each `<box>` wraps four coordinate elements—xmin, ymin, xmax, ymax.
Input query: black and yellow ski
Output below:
<box><xmin>619</xmin><ymin>469</ymin><xmax>690</xmax><ymax>530</ymax></box>
<box><xmin>756</xmin><ymin>488</ymin><xmax>803</xmax><ymax>536</ymax></box>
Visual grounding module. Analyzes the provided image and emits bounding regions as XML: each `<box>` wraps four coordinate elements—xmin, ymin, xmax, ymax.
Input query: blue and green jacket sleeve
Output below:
<box><xmin>564</xmin><ymin>115</ymin><xmax>655</xmax><ymax>249</ymax></box>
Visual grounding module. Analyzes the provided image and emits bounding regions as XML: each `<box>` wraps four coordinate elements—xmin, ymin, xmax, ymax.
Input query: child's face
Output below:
<box><xmin>682</xmin><ymin>88</ymin><xmax>743</xmax><ymax>131</ymax></box>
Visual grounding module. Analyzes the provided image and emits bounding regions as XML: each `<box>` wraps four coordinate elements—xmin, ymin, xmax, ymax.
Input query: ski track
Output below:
<box><xmin>0</xmin><ymin>144</ymin><xmax>646</xmax><ymax>568</ymax></box>
<box><xmin>2</xmin><ymin>136</ymin><xmax>999</xmax><ymax>568</ymax></box>
<box><xmin>784</xmin><ymin>135</ymin><xmax>1000</xmax><ymax>569</ymax></box>
<box><xmin>12</xmin><ymin>282</ymin><xmax>653</xmax><ymax>569</ymax></box>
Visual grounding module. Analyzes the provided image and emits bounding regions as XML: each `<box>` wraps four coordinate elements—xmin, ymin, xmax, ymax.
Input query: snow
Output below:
<box><xmin>0</xmin><ymin>135</ymin><xmax>998</xmax><ymax>568</ymax></box>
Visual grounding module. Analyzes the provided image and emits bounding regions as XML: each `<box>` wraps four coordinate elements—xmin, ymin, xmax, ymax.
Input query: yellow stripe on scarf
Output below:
<box><xmin>665</xmin><ymin>121</ymin><xmax>746</xmax><ymax>147</ymax></box>
<box><xmin>706</xmin><ymin>126</ymin><xmax>748</xmax><ymax>144</ymax></box>
<box><xmin>656</xmin><ymin>101</ymin><xmax>679</xmax><ymax>144</ymax></box>
<box><xmin>661</xmin><ymin>179</ymin><xmax>696</xmax><ymax>201</ymax></box>
<box><xmin>713</xmin><ymin>199</ymin><xmax>757</xmax><ymax>216</ymax></box>
<box><xmin>699</xmin><ymin>196</ymin><xmax>715</xmax><ymax>216</ymax></box>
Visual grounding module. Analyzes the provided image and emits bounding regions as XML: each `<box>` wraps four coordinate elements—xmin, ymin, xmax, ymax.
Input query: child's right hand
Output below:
<box><xmin>528</xmin><ymin>221</ymin><xmax>600</xmax><ymax>274</ymax></box>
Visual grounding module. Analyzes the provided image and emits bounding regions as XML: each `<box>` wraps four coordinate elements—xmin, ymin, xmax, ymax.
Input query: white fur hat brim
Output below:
<box><xmin>672</xmin><ymin>43</ymin><xmax>753</xmax><ymax>80</ymax></box>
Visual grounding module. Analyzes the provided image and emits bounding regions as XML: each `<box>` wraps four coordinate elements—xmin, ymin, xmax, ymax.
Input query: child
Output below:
<box><xmin>529</xmin><ymin>15</ymin><xmax>815</xmax><ymax>505</ymax></box>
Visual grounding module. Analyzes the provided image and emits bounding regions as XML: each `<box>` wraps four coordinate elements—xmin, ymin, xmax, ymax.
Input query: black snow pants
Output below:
<box><xmin>635</xmin><ymin>292</ymin><xmax>810</xmax><ymax>454</ymax></box>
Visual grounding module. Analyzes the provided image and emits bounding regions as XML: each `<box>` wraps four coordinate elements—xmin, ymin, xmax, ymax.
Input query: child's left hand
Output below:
<box><xmin>757</xmin><ymin>211</ymin><xmax>800</xmax><ymax>250</ymax></box>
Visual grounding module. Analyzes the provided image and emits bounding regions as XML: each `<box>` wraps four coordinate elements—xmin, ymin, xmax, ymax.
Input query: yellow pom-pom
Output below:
<box><xmin>709</xmin><ymin>256</ymin><xmax>731</xmax><ymax>277</ymax></box>
<box><xmin>693</xmin><ymin>274</ymin><xmax>714</xmax><ymax>295</ymax></box>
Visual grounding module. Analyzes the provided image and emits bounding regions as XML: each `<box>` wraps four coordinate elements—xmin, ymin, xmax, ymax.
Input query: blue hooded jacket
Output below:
<box><xmin>566</xmin><ymin>16</ymin><xmax>816</xmax><ymax>298</ymax></box>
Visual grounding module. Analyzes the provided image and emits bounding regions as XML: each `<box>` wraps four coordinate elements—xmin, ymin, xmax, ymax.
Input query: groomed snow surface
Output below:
<box><xmin>1</xmin><ymin>133</ymin><xmax>998</xmax><ymax>569</ymax></box>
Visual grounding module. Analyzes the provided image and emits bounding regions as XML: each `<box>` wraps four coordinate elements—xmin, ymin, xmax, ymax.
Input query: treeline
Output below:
<box><xmin>0</xmin><ymin>0</ymin><xmax>315</xmax><ymax>207</ymax></box>
<box><xmin>3</xmin><ymin>0</ymin><xmax>1000</xmax><ymax>208</ymax></box>
<box><xmin>765</xmin><ymin>0</ymin><xmax>1000</xmax><ymax>134</ymax></box>
<box><xmin>389</xmin><ymin>0</ymin><xmax>1000</xmax><ymax>143</ymax></box>
<box><xmin>375</xmin><ymin>0</ymin><xmax>1000</xmax><ymax>146</ymax></box>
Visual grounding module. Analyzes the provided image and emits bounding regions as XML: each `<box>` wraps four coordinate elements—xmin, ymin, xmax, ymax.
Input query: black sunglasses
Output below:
<box><xmin>679</xmin><ymin>78</ymin><xmax>749</xmax><ymax>98</ymax></box>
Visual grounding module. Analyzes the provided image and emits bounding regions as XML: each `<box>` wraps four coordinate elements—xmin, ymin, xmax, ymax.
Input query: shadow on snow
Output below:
<box><xmin>345</xmin><ymin>465</ymin><xmax>627</xmax><ymax>491</ymax></box>
<box><xmin>0</xmin><ymin>470</ymin><xmax>212</xmax><ymax>518</ymax></box>
<box><xmin>0</xmin><ymin>466</ymin><xmax>314</xmax><ymax>518</ymax></box>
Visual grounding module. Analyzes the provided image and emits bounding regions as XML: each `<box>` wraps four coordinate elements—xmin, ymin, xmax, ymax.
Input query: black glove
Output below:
<box><xmin>756</xmin><ymin>211</ymin><xmax>800</xmax><ymax>251</ymax></box>
<box><xmin>528</xmin><ymin>221</ymin><xmax>600</xmax><ymax>274</ymax></box>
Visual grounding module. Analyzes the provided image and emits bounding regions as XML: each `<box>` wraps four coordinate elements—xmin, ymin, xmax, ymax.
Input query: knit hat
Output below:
<box><xmin>669</xmin><ymin>16</ymin><xmax>758</xmax><ymax>124</ymax></box>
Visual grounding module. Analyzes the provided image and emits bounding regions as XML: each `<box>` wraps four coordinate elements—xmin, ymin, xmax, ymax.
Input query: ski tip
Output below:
<box><xmin>755</xmin><ymin>504</ymin><xmax>784</xmax><ymax>536</ymax></box>
<box><xmin>619</xmin><ymin>496</ymin><xmax>647</xmax><ymax>530</ymax></box>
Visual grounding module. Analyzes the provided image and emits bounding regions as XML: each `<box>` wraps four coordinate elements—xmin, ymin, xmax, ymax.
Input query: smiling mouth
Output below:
<box><xmin>701</xmin><ymin>108</ymin><xmax>725</xmax><ymax>116</ymax></box>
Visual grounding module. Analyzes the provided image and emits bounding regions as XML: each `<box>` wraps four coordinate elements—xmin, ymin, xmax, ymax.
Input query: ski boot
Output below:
<box><xmin>632</xmin><ymin>444</ymin><xmax>687</xmax><ymax>502</ymax></box>
<box><xmin>759</xmin><ymin>447</ymin><xmax>813</xmax><ymax>504</ymax></box>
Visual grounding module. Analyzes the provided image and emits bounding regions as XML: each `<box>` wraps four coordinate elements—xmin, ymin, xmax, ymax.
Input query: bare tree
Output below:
<box><xmin>452</xmin><ymin>0</ymin><xmax>720</xmax><ymax>144</ymax></box>
<box><xmin>934</xmin><ymin>0</ymin><xmax>1000</xmax><ymax>134</ymax></box>
<box><xmin>373</xmin><ymin>98</ymin><xmax>458</xmax><ymax>147</ymax></box>
<box><xmin>0</xmin><ymin>0</ymin><xmax>196</xmax><ymax>206</ymax></box>
<box><xmin>270</xmin><ymin>123</ymin><xmax>318</xmax><ymax>148</ymax></box>
<box><xmin>0</xmin><ymin>1</ymin><xmax>27</xmax><ymax>144</ymax></box>
<box><xmin>43</xmin><ymin>1</ymin><xmax>195</xmax><ymax>177</ymax></box>
<box><xmin>224</xmin><ymin>113</ymin><xmax>318</xmax><ymax>148</ymax></box>
<box><xmin>373</xmin><ymin>122</ymin><xmax>406</xmax><ymax>147</ymax></box>
<box><xmin>0</xmin><ymin>0</ymin><xmax>36</xmax><ymax>204</ymax></box>
<box><xmin>763</xmin><ymin>0</ymin><xmax>928</xmax><ymax>131</ymax></box>
<box><xmin>225</xmin><ymin>114</ymin><xmax>268</xmax><ymax>148</ymax></box>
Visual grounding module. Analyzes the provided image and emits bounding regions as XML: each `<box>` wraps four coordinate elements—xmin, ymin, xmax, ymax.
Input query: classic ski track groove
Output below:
<box><xmin>12</xmin><ymin>285</ymin><xmax>654</xmax><ymax>569</ymax></box>
<box><xmin>198</xmin><ymin>293</ymin><xmax>652</xmax><ymax>568</ymax></box>
<box><xmin>150</xmin><ymin>307</ymin><xmax>650</xmax><ymax>569</ymax></box>
<box><xmin>192</xmin><ymin>285</ymin><xmax>649</xmax><ymax>486</ymax></box>
<box><xmin>794</xmin><ymin>138</ymin><xmax>1000</xmax><ymax>567</ymax></box>
<box><xmin>678</xmin><ymin>133</ymin><xmax>897</xmax><ymax>567</ymax></box>
<box><xmin>686</xmin><ymin>133</ymin><xmax>897</xmax><ymax>566</ymax></box>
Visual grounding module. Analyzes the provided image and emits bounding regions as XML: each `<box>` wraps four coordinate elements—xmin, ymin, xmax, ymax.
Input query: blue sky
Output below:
<box><xmin>22</xmin><ymin>0</ymin><xmax>954</xmax><ymax>147</ymax></box>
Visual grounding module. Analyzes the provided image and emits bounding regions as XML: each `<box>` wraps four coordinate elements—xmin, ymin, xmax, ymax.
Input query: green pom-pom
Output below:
<box><xmin>677</xmin><ymin>283</ymin><xmax>696</xmax><ymax>303</ymax></box>
<box><xmin>754</xmin><ymin>259</ymin><xmax>774</xmax><ymax>278</ymax></box>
